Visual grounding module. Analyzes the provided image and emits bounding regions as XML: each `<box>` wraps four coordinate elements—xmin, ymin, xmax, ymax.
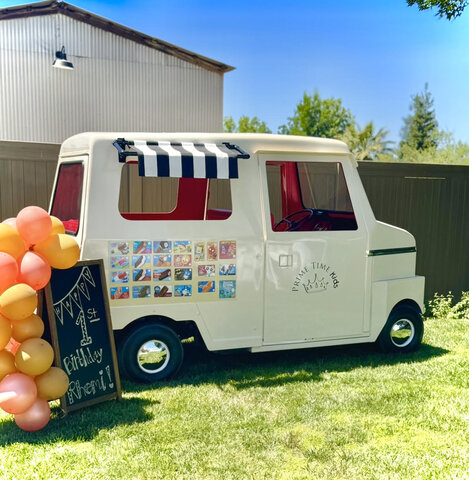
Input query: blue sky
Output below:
<box><xmin>2</xmin><ymin>0</ymin><xmax>469</xmax><ymax>144</ymax></box>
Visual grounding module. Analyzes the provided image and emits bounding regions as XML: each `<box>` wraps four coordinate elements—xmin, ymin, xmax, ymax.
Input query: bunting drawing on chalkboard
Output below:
<box><xmin>53</xmin><ymin>266</ymin><xmax>96</xmax><ymax>347</ymax></box>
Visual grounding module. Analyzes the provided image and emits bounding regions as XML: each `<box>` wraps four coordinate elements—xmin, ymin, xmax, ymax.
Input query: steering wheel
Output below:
<box><xmin>273</xmin><ymin>208</ymin><xmax>332</xmax><ymax>232</ymax></box>
<box><xmin>273</xmin><ymin>208</ymin><xmax>314</xmax><ymax>232</ymax></box>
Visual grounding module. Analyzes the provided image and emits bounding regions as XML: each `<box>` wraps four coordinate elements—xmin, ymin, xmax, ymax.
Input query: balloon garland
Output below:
<box><xmin>0</xmin><ymin>206</ymin><xmax>80</xmax><ymax>431</ymax></box>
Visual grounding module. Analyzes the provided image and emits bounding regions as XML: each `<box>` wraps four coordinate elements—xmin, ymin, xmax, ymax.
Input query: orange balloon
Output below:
<box><xmin>16</xmin><ymin>206</ymin><xmax>52</xmax><ymax>246</ymax></box>
<box><xmin>35</xmin><ymin>367</ymin><xmax>69</xmax><ymax>400</ymax></box>
<box><xmin>0</xmin><ymin>224</ymin><xmax>26</xmax><ymax>259</ymax></box>
<box><xmin>0</xmin><ymin>284</ymin><xmax>38</xmax><ymax>322</ymax></box>
<box><xmin>11</xmin><ymin>314</ymin><xmax>44</xmax><ymax>343</ymax></box>
<box><xmin>33</xmin><ymin>233</ymin><xmax>80</xmax><ymax>270</ymax></box>
<box><xmin>0</xmin><ymin>252</ymin><xmax>19</xmax><ymax>295</ymax></box>
<box><xmin>50</xmin><ymin>216</ymin><xmax>66</xmax><ymax>235</ymax></box>
<box><xmin>14</xmin><ymin>398</ymin><xmax>50</xmax><ymax>431</ymax></box>
<box><xmin>15</xmin><ymin>338</ymin><xmax>54</xmax><ymax>376</ymax></box>
<box><xmin>17</xmin><ymin>251</ymin><xmax>51</xmax><ymax>291</ymax></box>
<box><xmin>0</xmin><ymin>315</ymin><xmax>12</xmax><ymax>350</ymax></box>
<box><xmin>0</xmin><ymin>350</ymin><xmax>17</xmax><ymax>381</ymax></box>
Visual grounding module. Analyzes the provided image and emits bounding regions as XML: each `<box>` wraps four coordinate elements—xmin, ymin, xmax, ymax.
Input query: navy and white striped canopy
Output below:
<box><xmin>113</xmin><ymin>138</ymin><xmax>250</xmax><ymax>179</ymax></box>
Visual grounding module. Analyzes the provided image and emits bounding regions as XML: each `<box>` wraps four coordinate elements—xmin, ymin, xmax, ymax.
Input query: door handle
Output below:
<box><xmin>279</xmin><ymin>254</ymin><xmax>293</xmax><ymax>267</ymax></box>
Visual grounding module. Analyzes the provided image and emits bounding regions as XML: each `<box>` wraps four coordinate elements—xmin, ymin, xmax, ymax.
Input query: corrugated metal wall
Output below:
<box><xmin>0</xmin><ymin>14</ymin><xmax>223</xmax><ymax>143</ymax></box>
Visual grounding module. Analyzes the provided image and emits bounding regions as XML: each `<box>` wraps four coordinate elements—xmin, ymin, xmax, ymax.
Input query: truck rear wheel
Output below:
<box><xmin>377</xmin><ymin>306</ymin><xmax>423</xmax><ymax>353</ymax></box>
<box><xmin>118</xmin><ymin>324</ymin><xmax>183</xmax><ymax>382</ymax></box>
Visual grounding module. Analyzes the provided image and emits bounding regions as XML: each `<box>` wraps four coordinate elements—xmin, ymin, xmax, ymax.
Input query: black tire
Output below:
<box><xmin>377</xmin><ymin>306</ymin><xmax>423</xmax><ymax>353</ymax></box>
<box><xmin>118</xmin><ymin>324</ymin><xmax>183</xmax><ymax>382</ymax></box>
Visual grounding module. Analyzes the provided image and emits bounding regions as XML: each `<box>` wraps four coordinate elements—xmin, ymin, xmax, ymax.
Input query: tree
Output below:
<box><xmin>223</xmin><ymin>115</ymin><xmax>271</xmax><ymax>133</ymax></box>
<box><xmin>338</xmin><ymin>122</ymin><xmax>394</xmax><ymax>161</ymax></box>
<box><xmin>399</xmin><ymin>132</ymin><xmax>469</xmax><ymax>164</ymax></box>
<box><xmin>407</xmin><ymin>0</ymin><xmax>467</xmax><ymax>19</ymax></box>
<box><xmin>223</xmin><ymin>116</ymin><xmax>236</xmax><ymax>133</ymax></box>
<box><xmin>279</xmin><ymin>92</ymin><xmax>353</xmax><ymax>139</ymax></box>
<box><xmin>377</xmin><ymin>130</ymin><xmax>469</xmax><ymax>165</ymax></box>
<box><xmin>400</xmin><ymin>84</ymin><xmax>439</xmax><ymax>151</ymax></box>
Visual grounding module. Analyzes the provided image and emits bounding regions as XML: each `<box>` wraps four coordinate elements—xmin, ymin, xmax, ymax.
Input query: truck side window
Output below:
<box><xmin>50</xmin><ymin>163</ymin><xmax>84</xmax><ymax>235</ymax></box>
<box><xmin>118</xmin><ymin>163</ymin><xmax>232</xmax><ymax>221</ymax></box>
<box><xmin>266</xmin><ymin>161</ymin><xmax>357</xmax><ymax>232</ymax></box>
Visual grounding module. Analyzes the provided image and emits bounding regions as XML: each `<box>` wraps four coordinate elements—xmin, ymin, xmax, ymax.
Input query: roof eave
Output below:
<box><xmin>0</xmin><ymin>0</ymin><xmax>235</xmax><ymax>74</ymax></box>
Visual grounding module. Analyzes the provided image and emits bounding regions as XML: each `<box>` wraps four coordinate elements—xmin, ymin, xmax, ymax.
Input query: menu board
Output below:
<box><xmin>108</xmin><ymin>239</ymin><xmax>237</xmax><ymax>304</ymax></box>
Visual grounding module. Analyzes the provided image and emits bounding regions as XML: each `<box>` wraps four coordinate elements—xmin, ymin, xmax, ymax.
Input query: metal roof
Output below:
<box><xmin>0</xmin><ymin>0</ymin><xmax>234</xmax><ymax>74</ymax></box>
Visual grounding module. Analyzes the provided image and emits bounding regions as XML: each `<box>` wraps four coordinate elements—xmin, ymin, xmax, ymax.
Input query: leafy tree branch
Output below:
<box><xmin>407</xmin><ymin>0</ymin><xmax>468</xmax><ymax>19</ymax></box>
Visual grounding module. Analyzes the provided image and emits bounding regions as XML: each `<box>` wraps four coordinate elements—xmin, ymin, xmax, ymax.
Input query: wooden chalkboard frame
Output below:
<box><xmin>43</xmin><ymin>259</ymin><xmax>122</xmax><ymax>414</ymax></box>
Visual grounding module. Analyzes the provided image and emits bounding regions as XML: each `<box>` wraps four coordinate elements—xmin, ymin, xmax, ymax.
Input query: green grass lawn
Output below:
<box><xmin>1</xmin><ymin>316</ymin><xmax>468</xmax><ymax>480</ymax></box>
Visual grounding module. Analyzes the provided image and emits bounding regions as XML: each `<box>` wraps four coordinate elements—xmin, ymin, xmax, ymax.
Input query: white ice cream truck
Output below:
<box><xmin>50</xmin><ymin>132</ymin><xmax>425</xmax><ymax>382</ymax></box>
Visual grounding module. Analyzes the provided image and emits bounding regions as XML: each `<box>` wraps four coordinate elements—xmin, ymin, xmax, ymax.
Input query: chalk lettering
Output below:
<box><xmin>66</xmin><ymin>372</ymin><xmax>109</xmax><ymax>405</ymax></box>
<box><xmin>87</xmin><ymin>307</ymin><xmax>101</xmax><ymax>323</ymax></box>
<box><xmin>62</xmin><ymin>347</ymin><xmax>103</xmax><ymax>375</ymax></box>
<box><xmin>105</xmin><ymin>365</ymin><xmax>114</xmax><ymax>388</ymax></box>
<box><xmin>77</xmin><ymin>311</ymin><xmax>92</xmax><ymax>346</ymax></box>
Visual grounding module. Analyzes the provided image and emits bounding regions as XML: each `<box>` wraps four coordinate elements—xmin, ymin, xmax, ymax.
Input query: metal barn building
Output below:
<box><xmin>0</xmin><ymin>0</ymin><xmax>233</xmax><ymax>143</ymax></box>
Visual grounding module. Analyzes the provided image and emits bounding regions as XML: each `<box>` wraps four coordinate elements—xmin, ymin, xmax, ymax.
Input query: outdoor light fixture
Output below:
<box><xmin>52</xmin><ymin>46</ymin><xmax>74</xmax><ymax>70</ymax></box>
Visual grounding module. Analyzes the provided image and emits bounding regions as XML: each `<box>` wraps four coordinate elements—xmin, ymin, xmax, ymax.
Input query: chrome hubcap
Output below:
<box><xmin>137</xmin><ymin>340</ymin><xmax>170</xmax><ymax>373</ymax></box>
<box><xmin>390</xmin><ymin>319</ymin><xmax>415</xmax><ymax>348</ymax></box>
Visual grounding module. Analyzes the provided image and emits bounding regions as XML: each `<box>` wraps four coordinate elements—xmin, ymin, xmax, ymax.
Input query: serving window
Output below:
<box><xmin>118</xmin><ymin>163</ymin><xmax>232</xmax><ymax>221</ymax></box>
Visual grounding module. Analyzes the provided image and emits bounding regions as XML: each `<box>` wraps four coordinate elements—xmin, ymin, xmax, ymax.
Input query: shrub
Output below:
<box><xmin>426</xmin><ymin>291</ymin><xmax>469</xmax><ymax>320</ymax></box>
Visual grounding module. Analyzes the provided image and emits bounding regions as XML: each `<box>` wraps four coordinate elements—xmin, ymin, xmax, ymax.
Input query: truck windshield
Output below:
<box><xmin>50</xmin><ymin>163</ymin><xmax>84</xmax><ymax>235</ymax></box>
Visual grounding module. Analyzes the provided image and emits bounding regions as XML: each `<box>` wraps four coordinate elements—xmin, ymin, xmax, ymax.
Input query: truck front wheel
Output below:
<box><xmin>118</xmin><ymin>324</ymin><xmax>183</xmax><ymax>382</ymax></box>
<box><xmin>377</xmin><ymin>306</ymin><xmax>423</xmax><ymax>353</ymax></box>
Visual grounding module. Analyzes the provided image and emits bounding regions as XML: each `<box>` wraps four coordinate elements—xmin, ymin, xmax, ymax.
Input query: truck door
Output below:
<box><xmin>260</xmin><ymin>153</ymin><xmax>369</xmax><ymax>345</ymax></box>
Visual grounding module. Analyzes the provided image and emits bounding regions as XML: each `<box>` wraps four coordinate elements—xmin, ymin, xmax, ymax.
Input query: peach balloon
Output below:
<box><xmin>15</xmin><ymin>398</ymin><xmax>51</xmax><ymax>431</ymax></box>
<box><xmin>15</xmin><ymin>338</ymin><xmax>54</xmax><ymax>376</ymax></box>
<box><xmin>11</xmin><ymin>314</ymin><xmax>44</xmax><ymax>343</ymax></box>
<box><xmin>1</xmin><ymin>218</ymin><xmax>17</xmax><ymax>229</ymax></box>
<box><xmin>17</xmin><ymin>251</ymin><xmax>51</xmax><ymax>291</ymax></box>
<box><xmin>0</xmin><ymin>350</ymin><xmax>17</xmax><ymax>382</ymax></box>
<box><xmin>0</xmin><ymin>372</ymin><xmax>37</xmax><ymax>414</ymax></box>
<box><xmin>16</xmin><ymin>206</ymin><xmax>52</xmax><ymax>246</ymax></box>
<box><xmin>0</xmin><ymin>283</ymin><xmax>37</xmax><ymax>322</ymax></box>
<box><xmin>35</xmin><ymin>367</ymin><xmax>69</xmax><ymax>400</ymax></box>
<box><xmin>0</xmin><ymin>314</ymin><xmax>12</xmax><ymax>350</ymax></box>
<box><xmin>5</xmin><ymin>337</ymin><xmax>21</xmax><ymax>355</ymax></box>
<box><xmin>50</xmin><ymin>216</ymin><xmax>66</xmax><ymax>235</ymax></box>
<box><xmin>0</xmin><ymin>224</ymin><xmax>25</xmax><ymax>259</ymax></box>
<box><xmin>33</xmin><ymin>233</ymin><xmax>80</xmax><ymax>270</ymax></box>
<box><xmin>0</xmin><ymin>252</ymin><xmax>19</xmax><ymax>295</ymax></box>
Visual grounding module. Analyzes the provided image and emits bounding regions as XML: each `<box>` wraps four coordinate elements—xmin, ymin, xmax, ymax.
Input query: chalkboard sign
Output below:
<box><xmin>44</xmin><ymin>260</ymin><xmax>121</xmax><ymax>413</ymax></box>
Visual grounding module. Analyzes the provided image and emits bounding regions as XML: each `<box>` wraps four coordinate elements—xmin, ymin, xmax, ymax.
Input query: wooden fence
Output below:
<box><xmin>359</xmin><ymin>162</ymin><xmax>469</xmax><ymax>299</ymax></box>
<box><xmin>2</xmin><ymin>140</ymin><xmax>468</xmax><ymax>299</ymax></box>
<box><xmin>0</xmin><ymin>141</ymin><xmax>59</xmax><ymax>220</ymax></box>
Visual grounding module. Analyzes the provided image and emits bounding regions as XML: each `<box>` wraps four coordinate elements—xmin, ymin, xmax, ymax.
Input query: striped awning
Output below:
<box><xmin>113</xmin><ymin>138</ymin><xmax>250</xmax><ymax>179</ymax></box>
